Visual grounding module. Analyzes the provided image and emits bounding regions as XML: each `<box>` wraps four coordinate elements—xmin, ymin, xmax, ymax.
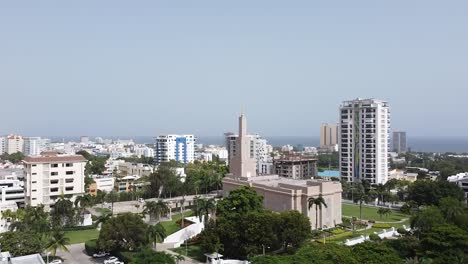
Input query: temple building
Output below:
<box><xmin>223</xmin><ymin>113</ymin><xmax>342</xmax><ymax>230</ymax></box>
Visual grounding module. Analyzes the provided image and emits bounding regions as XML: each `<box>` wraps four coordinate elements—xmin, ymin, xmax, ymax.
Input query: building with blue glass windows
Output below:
<box><xmin>154</xmin><ymin>135</ymin><xmax>195</xmax><ymax>164</ymax></box>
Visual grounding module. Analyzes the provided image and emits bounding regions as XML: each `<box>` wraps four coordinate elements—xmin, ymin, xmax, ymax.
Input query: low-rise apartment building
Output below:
<box><xmin>23</xmin><ymin>152</ymin><xmax>86</xmax><ymax>208</ymax></box>
<box><xmin>88</xmin><ymin>175</ymin><xmax>115</xmax><ymax>195</ymax></box>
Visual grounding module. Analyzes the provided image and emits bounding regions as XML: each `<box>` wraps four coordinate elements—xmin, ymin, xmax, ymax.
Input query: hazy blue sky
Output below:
<box><xmin>1</xmin><ymin>1</ymin><xmax>467</xmax><ymax>138</ymax></box>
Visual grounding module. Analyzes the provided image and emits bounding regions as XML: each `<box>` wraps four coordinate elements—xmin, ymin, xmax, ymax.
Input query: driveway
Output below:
<box><xmin>56</xmin><ymin>243</ymin><xmax>103</xmax><ymax>264</ymax></box>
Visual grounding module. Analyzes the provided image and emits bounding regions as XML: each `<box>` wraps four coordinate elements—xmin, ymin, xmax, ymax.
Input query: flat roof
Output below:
<box><xmin>23</xmin><ymin>155</ymin><xmax>87</xmax><ymax>164</ymax></box>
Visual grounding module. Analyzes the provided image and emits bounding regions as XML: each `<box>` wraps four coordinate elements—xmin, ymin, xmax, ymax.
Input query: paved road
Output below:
<box><xmin>56</xmin><ymin>244</ymin><xmax>101</xmax><ymax>264</ymax></box>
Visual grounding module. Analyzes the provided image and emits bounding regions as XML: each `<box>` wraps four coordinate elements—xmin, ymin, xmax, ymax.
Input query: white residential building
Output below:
<box><xmin>134</xmin><ymin>145</ymin><xmax>155</xmax><ymax>158</ymax></box>
<box><xmin>5</xmin><ymin>135</ymin><xmax>24</xmax><ymax>154</ymax></box>
<box><xmin>225</xmin><ymin>133</ymin><xmax>272</xmax><ymax>175</ymax></box>
<box><xmin>0</xmin><ymin>137</ymin><xmax>5</xmax><ymax>155</ymax></box>
<box><xmin>23</xmin><ymin>137</ymin><xmax>50</xmax><ymax>156</ymax></box>
<box><xmin>90</xmin><ymin>175</ymin><xmax>115</xmax><ymax>193</ymax></box>
<box><xmin>155</xmin><ymin>135</ymin><xmax>196</xmax><ymax>164</ymax></box>
<box><xmin>392</xmin><ymin>131</ymin><xmax>407</xmax><ymax>154</ymax></box>
<box><xmin>23</xmin><ymin>152</ymin><xmax>87</xmax><ymax>208</ymax></box>
<box><xmin>339</xmin><ymin>98</ymin><xmax>390</xmax><ymax>184</ymax></box>
<box><xmin>0</xmin><ymin>176</ymin><xmax>25</xmax><ymax>205</ymax></box>
<box><xmin>447</xmin><ymin>173</ymin><xmax>468</xmax><ymax>202</ymax></box>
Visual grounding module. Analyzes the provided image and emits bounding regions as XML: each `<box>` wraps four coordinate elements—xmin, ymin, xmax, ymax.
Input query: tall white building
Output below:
<box><xmin>392</xmin><ymin>131</ymin><xmax>407</xmax><ymax>154</ymax></box>
<box><xmin>5</xmin><ymin>135</ymin><xmax>24</xmax><ymax>154</ymax></box>
<box><xmin>23</xmin><ymin>137</ymin><xmax>51</xmax><ymax>156</ymax></box>
<box><xmin>155</xmin><ymin>135</ymin><xmax>195</xmax><ymax>164</ymax></box>
<box><xmin>339</xmin><ymin>98</ymin><xmax>390</xmax><ymax>184</ymax></box>
<box><xmin>225</xmin><ymin>133</ymin><xmax>272</xmax><ymax>175</ymax></box>
<box><xmin>23</xmin><ymin>152</ymin><xmax>87</xmax><ymax>208</ymax></box>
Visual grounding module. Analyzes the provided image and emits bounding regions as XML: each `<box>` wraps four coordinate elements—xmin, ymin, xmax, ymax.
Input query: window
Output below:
<box><xmin>51</xmin><ymin>188</ymin><xmax>59</xmax><ymax>192</ymax></box>
<box><xmin>51</xmin><ymin>172</ymin><xmax>58</xmax><ymax>176</ymax></box>
<box><xmin>32</xmin><ymin>198</ymin><xmax>37</xmax><ymax>200</ymax></box>
<box><xmin>51</xmin><ymin>164</ymin><xmax>59</xmax><ymax>168</ymax></box>
<box><xmin>50</xmin><ymin>180</ymin><xmax>59</xmax><ymax>184</ymax></box>
<box><xmin>32</xmin><ymin>164</ymin><xmax>37</xmax><ymax>167</ymax></box>
<box><xmin>32</xmin><ymin>173</ymin><xmax>37</xmax><ymax>175</ymax></box>
<box><xmin>65</xmin><ymin>163</ymin><xmax>73</xmax><ymax>167</ymax></box>
<box><xmin>65</xmin><ymin>179</ymin><xmax>74</xmax><ymax>183</ymax></box>
<box><xmin>32</xmin><ymin>189</ymin><xmax>37</xmax><ymax>192</ymax></box>
<box><xmin>65</xmin><ymin>187</ymin><xmax>74</xmax><ymax>191</ymax></box>
<box><xmin>32</xmin><ymin>181</ymin><xmax>37</xmax><ymax>184</ymax></box>
<box><xmin>66</xmin><ymin>171</ymin><xmax>74</xmax><ymax>175</ymax></box>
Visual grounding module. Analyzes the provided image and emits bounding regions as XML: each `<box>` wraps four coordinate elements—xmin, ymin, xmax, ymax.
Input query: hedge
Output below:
<box><xmin>372</xmin><ymin>223</ymin><xmax>391</xmax><ymax>229</ymax></box>
<box><xmin>85</xmin><ymin>239</ymin><xmax>98</xmax><ymax>256</ymax></box>
<box><xmin>63</xmin><ymin>224</ymin><xmax>96</xmax><ymax>231</ymax></box>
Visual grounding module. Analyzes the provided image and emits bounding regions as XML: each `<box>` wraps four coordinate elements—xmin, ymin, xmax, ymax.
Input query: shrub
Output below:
<box><xmin>372</xmin><ymin>223</ymin><xmax>391</xmax><ymax>229</ymax></box>
<box><xmin>63</xmin><ymin>225</ymin><xmax>96</xmax><ymax>231</ymax></box>
<box><xmin>397</xmin><ymin>227</ymin><xmax>408</xmax><ymax>235</ymax></box>
<box><xmin>85</xmin><ymin>239</ymin><xmax>98</xmax><ymax>256</ymax></box>
<box><xmin>369</xmin><ymin>233</ymin><xmax>381</xmax><ymax>241</ymax></box>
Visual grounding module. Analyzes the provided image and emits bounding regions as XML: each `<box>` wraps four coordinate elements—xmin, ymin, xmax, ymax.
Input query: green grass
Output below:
<box><xmin>65</xmin><ymin>229</ymin><xmax>100</xmax><ymax>244</ymax></box>
<box><xmin>159</xmin><ymin>211</ymin><xmax>195</xmax><ymax>236</ymax></box>
<box><xmin>171</xmin><ymin>245</ymin><xmax>205</xmax><ymax>262</ymax></box>
<box><xmin>342</xmin><ymin>203</ymin><xmax>408</xmax><ymax>222</ymax></box>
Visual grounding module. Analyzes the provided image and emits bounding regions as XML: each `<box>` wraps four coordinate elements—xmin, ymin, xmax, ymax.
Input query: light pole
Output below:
<box><xmin>46</xmin><ymin>252</ymin><xmax>51</xmax><ymax>264</ymax></box>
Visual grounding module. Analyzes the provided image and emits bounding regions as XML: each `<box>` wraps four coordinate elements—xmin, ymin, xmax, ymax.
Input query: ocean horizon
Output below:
<box><xmin>47</xmin><ymin>136</ymin><xmax>468</xmax><ymax>154</ymax></box>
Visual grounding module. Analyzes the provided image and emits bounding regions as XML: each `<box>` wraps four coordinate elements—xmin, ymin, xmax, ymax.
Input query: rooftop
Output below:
<box><xmin>23</xmin><ymin>152</ymin><xmax>87</xmax><ymax>164</ymax></box>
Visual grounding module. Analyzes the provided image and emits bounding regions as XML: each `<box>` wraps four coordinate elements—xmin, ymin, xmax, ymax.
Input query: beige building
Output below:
<box><xmin>6</xmin><ymin>134</ymin><xmax>24</xmax><ymax>154</ymax></box>
<box><xmin>388</xmin><ymin>169</ymin><xmax>418</xmax><ymax>182</ymax></box>
<box><xmin>118</xmin><ymin>162</ymin><xmax>154</xmax><ymax>177</ymax></box>
<box><xmin>23</xmin><ymin>152</ymin><xmax>86</xmax><ymax>208</ymax></box>
<box><xmin>274</xmin><ymin>153</ymin><xmax>318</xmax><ymax>180</ymax></box>
<box><xmin>320</xmin><ymin>123</ymin><xmax>338</xmax><ymax>151</ymax></box>
<box><xmin>223</xmin><ymin>113</ymin><xmax>342</xmax><ymax>230</ymax></box>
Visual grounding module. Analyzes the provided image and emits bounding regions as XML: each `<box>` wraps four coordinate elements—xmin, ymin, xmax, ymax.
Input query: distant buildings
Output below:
<box><xmin>223</xmin><ymin>113</ymin><xmax>342</xmax><ymax>230</ymax></box>
<box><xmin>392</xmin><ymin>131</ymin><xmax>407</xmax><ymax>154</ymax></box>
<box><xmin>339</xmin><ymin>98</ymin><xmax>390</xmax><ymax>184</ymax></box>
<box><xmin>0</xmin><ymin>174</ymin><xmax>25</xmax><ymax>205</ymax></box>
<box><xmin>0</xmin><ymin>135</ymin><xmax>50</xmax><ymax>156</ymax></box>
<box><xmin>388</xmin><ymin>169</ymin><xmax>418</xmax><ymax>183</ymax></box>
<box><xmin>23</xmin><ymin>152</ymin><xmax>86</xmax><ymax>208</ymax></box>
<box><xmin>118</xmin><ymin>162</ymin><xmax>154</xmax><ymax>177</ymax></box>
<box><xmin>0</xmin><ymin>137</ymin><xmax>5</xmax><ymax>155</ymax></box>
<box><xmin>274</xmin><ymin>153</ymin><xmax>318</xmax><ymax>180</ymax></box>
<box><xmin>88</xmin><ymin>175</ymin><xmax>115</xmax><ymax>195</ymax></box>
<box><xmin>23</xmin><ymin>137</ymin><xmax>50</xmax><ymax>156</ymax></box>
<box><xmin>447</xmin><ymin>173</ymin><xmax>468</xmax><ymax>202</ymax></box>
<box><xmin>155</xmin><ymin>135</ymin><xmax>195</xmax><ymax>164</ymax></box>
<box><xmin>225</xmin><ymin>132</ymin><xmax>272</xmax><ymax>175</ymax></box>
<box><xmin>320</xmin><ymin>123</ymin><xmax>339</xmax><ymax>152</ymax></box>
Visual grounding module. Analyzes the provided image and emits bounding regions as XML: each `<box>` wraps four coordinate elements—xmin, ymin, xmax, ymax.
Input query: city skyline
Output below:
<box><xmin>2</xmin><ymin>1</ymin><xmax>468</xmax><ymax>137</ymax></box>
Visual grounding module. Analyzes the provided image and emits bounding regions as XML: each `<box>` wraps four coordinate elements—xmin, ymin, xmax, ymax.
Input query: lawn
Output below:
<box><xmin>159</xmin><ymin>211</ymin><xmax>195</xmax><ymax>237</ymax></box>
<box><xmin>171</xmin><ymin>245</ymin><xmax>205</xmax><ymax>262</ymax></box>
<box><xmin>342</xmin><ymin>203</ymin><xmax>408</xmax><ymax>222</ymax></box>
<box><xmin>65</xmin><ymin>228</ymin><xmax>100</xmax><ymax>244</ymax></box>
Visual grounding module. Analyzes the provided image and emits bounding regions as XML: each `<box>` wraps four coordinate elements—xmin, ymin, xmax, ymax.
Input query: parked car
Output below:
<box><xmin>93</xmin><ymin>251</ymin><xmax>110</xmax><ymax>258</ymax></box>
<box><xmin>138</xmin><ymin>198</ymin><xmax>144</xmax><ymax>203</ymax></box>
<box><xmin>50</xmin><ymin>260</ymin><xmax>62</xmax><ymax>264</ymax></box>
<box><xmin>104</xmin><ymin>256</ymin><xmax>119</xmax><ymax>264</ymax></box>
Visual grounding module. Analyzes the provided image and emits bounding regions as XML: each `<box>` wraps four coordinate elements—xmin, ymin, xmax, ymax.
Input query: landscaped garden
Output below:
<box><xmin>342</xmin><ymin>203</ymin><xmax>408</xmax><ymax>222</ymax></box>
<box><xmin>64</xmin><ymin>228</ymin><xmax>100</xmax><ymax>244</ymax></box>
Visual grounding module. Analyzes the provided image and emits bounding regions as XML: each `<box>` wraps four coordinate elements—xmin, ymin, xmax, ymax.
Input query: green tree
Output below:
<box><xmin>196</xmin><ymin>197</ymin><xmax>216</xmax><ymax>224</ymax></box>
<box><xmin>143</xmin><ymin>200</ymin><xmax>169</xmax><ymax>224</ymax></box>
<box><xmin>407</xmin><ymin>180</ymin><xmax>464</xmax><ymax>207</ymax></box>
<box><xmin>0</xmin><ymin>231</ymin><xmax>44</xmax><ymax>257</ymax></box>
<box><xmin>438</xmin><ymin>197</ymin><xmax>465</xmax><ymax>222</ymax></box>
<box><xmin>410</xmin><ymin>206</ymin><xmax>444</xmax><ymax>236</ymax></box>
<box><xmin>377</xmin><ymin>208</ymin><xmax>391</xmax><ymax>220</ymax></box>
<box><xmin>97</xmin><ymin>213</ymin><xmax>148</xmax><ymax>252</ymax></box>
<box><xmin>279</xmin><ymin>210</ymin><xmax>311</xmax><ymax>250</ymax></box>
<box><xmin>51</xmin><ymin>195</ymin><xmax>76</xmax><ymax>227</ymax></box>
<box><xmin>47</xmin><ymin>230</ymin><xmax>70</xmax><ymax>257</ymax></box>
<box><xmin>217</xmin><ymin>186</ymin><xmax>263</xmax><ymax>218</ymax></box>
<box><xmin>420</xmin><ymin>224</ymin><xmax>468</xmax><ymax>259</ymax></box>
<box><xmin>352</xmin><ymin>241</ymin><xmax>403</xmax><ymax>264</ymax></box>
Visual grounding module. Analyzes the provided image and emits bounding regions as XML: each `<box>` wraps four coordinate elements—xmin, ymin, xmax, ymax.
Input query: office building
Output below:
<box><xmin>0</xmin><ymin>137</ymin><xmax>5</xmax><ymax>155</ymax></box>
<box><xmin>223</xmin><ymin>113</ymin><xmax>342</xmax><ymax>230</ymax></box>
<box><xmin>155</xmin><ymin>135</ymin><xmax>195</xmax><ymax>164</ymax></box>
<box><xmin>274</xmin><ymin>153</ymin><xmax>318</xmax><ymax>180</ymax></box>
<box><xmin>5</xmin><ymin>135</ymin><xmax>23</xmax><ymax>154</ymax></box>
<box><xmin>225</xmin><ymin>132</ymin><xmax>272</xmax><ymax>175</ymax></box>
<box><xmin>320</xmin><ymin>123</ymin><xmax>339</xmax><ymax>152</ymax></box>
<box><xmin>339</xmin><ymin>98</ymin><xmax>390</xmax><ymax>184</ymax></box>
<box><xmin>23</xmin><ymin>152</ymin><xmax>87</xmax><ymax>208</ymax></box>
<box><xmin>392</xmin><ymin>131</ymin><xmax>407</xmax><ymax>154</ymax></box>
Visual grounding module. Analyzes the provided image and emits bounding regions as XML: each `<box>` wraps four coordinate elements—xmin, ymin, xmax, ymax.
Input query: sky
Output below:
<box><xmin>1</xmin><ymin>1</ymin><xmax>467</xmax><ymax>138</ymax></box>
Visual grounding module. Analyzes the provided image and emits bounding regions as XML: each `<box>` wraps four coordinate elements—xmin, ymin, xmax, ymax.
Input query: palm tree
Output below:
<box><xmin>308</xmin><ymin>195</ymin><xmax>328</xmax><ymax>230</ymax></box>
<box><xmin>196</xmin><ymin>198</ymin><xmax>216</xmax><ymax>224</ymax></box>
<box><xmin>147</xmin><ymin>223</ymin><xmax>166</xmax><ymax>250</ymax></box>
<box><xmin>47</xmin><ymin>230</ymin><xmax>70</xmax><ymax>257</ymax></box>
<box><xmin>375</xmin><ymin>184</ymin><xmax>386</xmax><ymax>205</ymax></box>
<box><xmin>377</xmin><ymin>207</ymin><xmax>386</xmax><ymax>220</ymax></box>
<box><xmin>143</xmin><ymin>200</ymin><xmax>169</xmax><ymax>224</ymax></box>
<box><xmin>354</xmin><ymin>190</ymin><xmax>368</xmax><ymax>222</ymax></box>
<box><xmin>173</xmin><ymin>254</ymin><xmax>185</xmax><ymax>264</ymax></box>
<box><xmin>95</xmin><ymin>213</ymin><xmax>111</xmax><ymax>230</ymax></box>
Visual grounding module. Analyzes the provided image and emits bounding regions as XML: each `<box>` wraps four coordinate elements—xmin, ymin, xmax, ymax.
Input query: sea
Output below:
<box><xmin>48</xmin><ymin>136</ymin><xmax>468</xmax><ymax>154</ymax></box>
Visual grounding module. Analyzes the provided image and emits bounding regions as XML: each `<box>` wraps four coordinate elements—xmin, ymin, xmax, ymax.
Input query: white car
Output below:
<box><xmin>138</xmin><ymin>198</ymin><xmax>144</xmax><ymax>203</ymax></box>
<box><xmin>104</xmin><ymin>256</ymin><xmax>119</xmax><ymax>264</ymax></box>
<box><xmin>93</xmin><ymin>252</ymin><xmax>110</xmax><ymax>258</ymax></box>
<box><xmin>50</xmin><ymin>260</ymin><xmax>62</xmax><ymax>264</ymax></box>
